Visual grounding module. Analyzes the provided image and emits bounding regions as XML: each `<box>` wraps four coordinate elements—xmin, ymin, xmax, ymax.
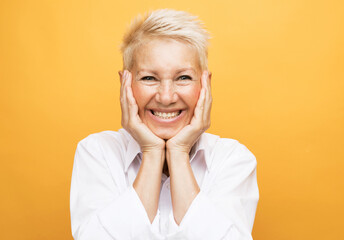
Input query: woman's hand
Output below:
<box><xmin>165</xmin><ymin>71</ymin><xmax>211</xmax><ymax>224</ymax></box>
<box><xmin>120</xmin><ymin>70</ymin><xmax>165</xmax><ymax>223</ymax></box>
<box><xmin>120</xmin><ymin>70</ymin><xmax>165</xmax><ymax>154</ymax></box>
<box><xmin>166</xmin><ymin>71</ymin><xmax>212</xmax><ymax>155</ymax></box>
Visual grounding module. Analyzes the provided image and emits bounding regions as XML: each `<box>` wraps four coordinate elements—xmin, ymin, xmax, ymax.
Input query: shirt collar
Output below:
<box><xmin>121</xmin><ymin>128</ymin><xmax>211</xmax><ymax>173</ymax></box>
<box><xmin>121</xmin><ymin>129</ymin><xmax>141</xmax><ymax>173</ymax></box>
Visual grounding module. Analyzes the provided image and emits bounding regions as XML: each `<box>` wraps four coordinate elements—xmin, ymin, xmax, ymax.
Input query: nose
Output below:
<box><xmin>155</xmin><ymin>80</ymin><xmax>178</xmax><ymax>105</ymax></box>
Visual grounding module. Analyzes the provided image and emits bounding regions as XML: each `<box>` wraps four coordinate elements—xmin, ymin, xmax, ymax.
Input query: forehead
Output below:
<box><xmin>132</xmin><ymin>37</ymin><xmax>201</xmax><ymax>73</ymax></box>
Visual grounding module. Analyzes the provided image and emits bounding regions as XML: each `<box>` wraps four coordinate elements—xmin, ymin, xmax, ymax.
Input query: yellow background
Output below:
<box><xmin>1</xmin><ymin>0</ymin><xmax>343</xmax><ymax>239</ymax></box>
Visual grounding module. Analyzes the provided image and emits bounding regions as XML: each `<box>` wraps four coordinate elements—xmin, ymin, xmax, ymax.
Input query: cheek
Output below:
<box><xmin>181</xmin><ymin>86</ymin><xmax>201</xmax><ymax>110</ymax></box>
<box><xmin>132</xmin><ymin>83</ymin><xmax>154</xmax><ymax>109</ymax></box>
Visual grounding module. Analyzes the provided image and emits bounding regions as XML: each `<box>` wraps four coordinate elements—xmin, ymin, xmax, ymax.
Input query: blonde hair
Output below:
<box><xmin>120</xmin><ymin>9</ymin><xmax>211</xmax><ymax>70</ymax></box>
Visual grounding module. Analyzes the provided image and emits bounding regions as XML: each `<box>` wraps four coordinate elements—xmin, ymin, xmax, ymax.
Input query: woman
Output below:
<box><xmin>70</xmin><ymin>9</ymin><xmax>259</xmax><ymax>240</ymax></box>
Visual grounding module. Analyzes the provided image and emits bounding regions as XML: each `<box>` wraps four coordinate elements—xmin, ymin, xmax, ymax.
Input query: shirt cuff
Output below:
<box><xmin>166</xmin><ymin>191</ymin><xmax>233</xmax><ymax>240</ymax></box>
<box><xmin>97</xmin><ymin>186</ymin><xmax>162</xmax><ymax>240</ymax></box>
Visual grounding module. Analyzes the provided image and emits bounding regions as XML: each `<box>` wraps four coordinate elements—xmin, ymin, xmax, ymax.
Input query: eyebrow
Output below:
<box><xmin>137</xmin><ymin>69</ymin><xmax>158</xmax><ymax>75</ymax></box>
<box><xmin>176</xmin><ymin>68</ymin><xmax>196</xmax><ymax>74</ymax></box>
<box><xmin>137</xmin><ymin>68</ymin><xmax>196</xmax><ymax>75</ymax></box>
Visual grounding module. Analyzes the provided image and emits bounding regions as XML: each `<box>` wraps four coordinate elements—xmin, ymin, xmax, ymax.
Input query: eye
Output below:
<box><xmin>141</xmin><ymin>76</ymin><xmax>156</xmax><ymax>81</ymax></box>
<box><xmin>178</xmin><ymin>75</ymin><xmax>192</xmax><ymax>80</ymax></box>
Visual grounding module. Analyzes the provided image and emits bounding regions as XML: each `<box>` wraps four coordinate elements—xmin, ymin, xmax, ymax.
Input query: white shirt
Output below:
<box><xmin>70</xmin><ymin>129</ymin><xmax>259</xmax><ymax>240</ymax></box>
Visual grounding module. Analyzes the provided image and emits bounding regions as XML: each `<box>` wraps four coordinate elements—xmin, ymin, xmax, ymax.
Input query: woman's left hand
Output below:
<box><xmin>166</xmin><ymin>71</ymin><xmax>212</xmax><ymax>154</ymax></box>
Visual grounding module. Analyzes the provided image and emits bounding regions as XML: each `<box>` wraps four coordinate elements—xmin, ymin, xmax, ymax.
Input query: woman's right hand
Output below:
<box><xmin>120</xmin><ymin>70</ymin><xmax>165</xmax><ymax>222</ymax></box>
<box><xmin>120</xmin><ymin>70</ymin><xmax>165</xmax><ymax>154</ymax></box>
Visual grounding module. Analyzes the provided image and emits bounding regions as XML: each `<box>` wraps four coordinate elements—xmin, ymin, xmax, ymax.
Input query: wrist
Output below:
<box><xmin>141</xmin><ymin>142</ymin><xmax>165</xmax><ymax>154</ymax></box>
<box><xmin>166</xmin><ymin>141</ymin><xmax>191</xmax><ymax>155</ymax></box>
<box><xmin>166</xmin><ymin>148</ymin><xmax>189</xmax><ymax>165</ymax></box>
<box><xmin>142</xmin><ymin>149</ymin><xmax>165</xmax><ymax>164</ymax></box>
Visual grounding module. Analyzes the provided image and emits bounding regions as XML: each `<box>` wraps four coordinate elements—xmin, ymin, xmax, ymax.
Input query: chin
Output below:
<box><xmin>152</xmin><ymin>128</ymin><xmax>179</xmax><ymax>140</ymax></box>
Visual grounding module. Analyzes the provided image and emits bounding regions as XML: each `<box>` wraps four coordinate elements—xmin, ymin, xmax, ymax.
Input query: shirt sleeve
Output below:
<box><xmin>70</xmin><ymin>134</ymin><xmax>163</xmax><ymax>240</ymax></box>
<box><xmin>165</xmin><ymin>141</ymin><xmax>259</xmax><ymax>240</ymax></box>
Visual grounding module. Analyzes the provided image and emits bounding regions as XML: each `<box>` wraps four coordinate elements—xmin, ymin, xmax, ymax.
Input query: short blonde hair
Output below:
<box><xmin>120</xmin><ymin>9</ymin><xmax>211</xmax><ymax>70</ymax></box>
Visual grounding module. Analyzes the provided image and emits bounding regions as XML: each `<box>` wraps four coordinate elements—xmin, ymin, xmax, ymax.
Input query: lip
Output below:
<box><xmin>147</xmin><ymin>109</ymin><xmax>186</xmax><ymax>123</ymax></box>
<box><xmin>149</xmin><ymin>108</ymin><xmax>183</xmax><ymax>113</ymax></box>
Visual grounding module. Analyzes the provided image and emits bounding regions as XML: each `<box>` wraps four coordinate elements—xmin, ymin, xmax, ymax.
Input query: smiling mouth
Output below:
<box><xmin>150</xmin><ymin>110</ymin><xmax>182</xmax><ymax>119</ymax></box>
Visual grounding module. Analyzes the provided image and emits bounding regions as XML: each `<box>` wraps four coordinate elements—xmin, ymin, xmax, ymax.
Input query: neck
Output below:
<box><xmin>162</xmin><ymin>159</ymin><xmax>169</xmax><ymax>177</ymax></box>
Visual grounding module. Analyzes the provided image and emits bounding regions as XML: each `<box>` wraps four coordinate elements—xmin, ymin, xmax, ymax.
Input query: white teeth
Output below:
<box><xmin>153</xmin><ymin>111</ymin><xmax>181</xmax><ymax>119</ymax></box>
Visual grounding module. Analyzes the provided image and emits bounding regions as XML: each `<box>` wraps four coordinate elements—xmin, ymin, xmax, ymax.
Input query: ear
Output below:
<box><xmin>208</xmin><ymin>72</ymin><xmax>212</xmax><ymax>87</ymax></box>
<box><xmin>118</xmin><ymin>71</ymin><xmax>123</xmax><ymax>84</ymax></box>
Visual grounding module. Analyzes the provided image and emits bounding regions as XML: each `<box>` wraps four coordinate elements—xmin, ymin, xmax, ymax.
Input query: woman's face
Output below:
<box><xmin>130</xmin><ymin>38</ymin><xmax>202</xmax><ymax>140</ymax></box>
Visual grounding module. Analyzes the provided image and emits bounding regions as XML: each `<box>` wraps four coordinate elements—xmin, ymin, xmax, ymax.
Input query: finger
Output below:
<box><xmin>125</xmin><ymin>72</ymin><xmax>141</xmax><ymax>123</ymax></box>
<box><xmin>201</xmin><ymin>71</ymin><xmax>210</xmax><ymax>106</ymax></box>
<box><xmin>201</xmin><ymin>71</ymin><xmax>209</xmax><ymax>100</ymax></box>
<box><xmin>120</xmin><ymin>70</ymin><xmax>128</xmax><ymax>105</ymax></box>
<box><xmin>127</xmin><ymin>86</ymin><xmax>142</xmax><ymax>125</ymax></box>
<box><xmin>124</xmin><ymin>71</ymin><xmax>134</xmax><ymax>102</ymax></box>
<box><xmin>120</xmin><ymin>70</ymin><xmax>129</xmax><ymax>124</ymax></box>
<box><xmin>203</xmin><ymin>71</ymin><xmax>212</xmax><ymax>128</ymax></box>
<box><xmin>119</xmin><ymin>70</ymin><xmax>126</xmax><ymax>98</ymax></box>
<box><xmin>194</xmin><ymin>88</ymin><xmax>206</xmax><ymax>121</ymax></box>
<box><xmin>202</xmin><ymin>71</ymin><xmax>211</xmax><ymax>97</ymax></box>
<box><xmin>125</xmin><ymin>72</ymin><xmax>135</xmax><ymax>106</ymax></box>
